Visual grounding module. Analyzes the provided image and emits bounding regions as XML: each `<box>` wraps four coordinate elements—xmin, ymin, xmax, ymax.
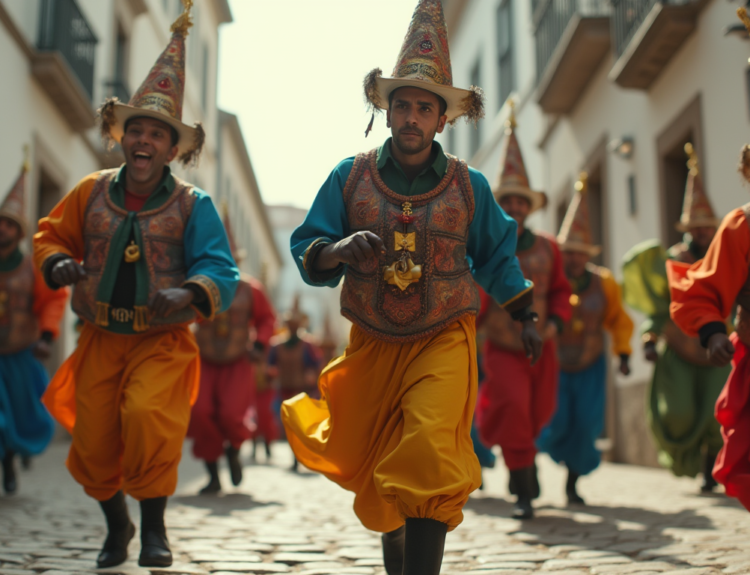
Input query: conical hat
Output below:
<box><xmin>0</xmin><ymin>148</ymin><xmax>29</xmax><ymax>237</ymax></box>
<box><xmin>221</xmin><ymin>202</ymin><xmax>246</xmax><ymax>263</ymax></box>
<box><xmin>284</xmin><ymin>294</ymin><xmax>306</xmax><ymax>324</ymax></box>
<box><xmin>676</xmin><ymin>143</ymin><xmax>719</xmax><ymax>232</ymax></box>
<box><xmin>363</xmin><ymin>0</ymin><xmax>484</xmax><ymax>127</ymax></box>
<box><xmin>98</xmin><ymin>0</ymin><xmax>204</xmax><ymax>166</ymax></box>
<box><xmin>493</xmin><ymin>102</ymin><xmax>547</xmax><ymax>214</ymax></box>
<box><xmin>558</xmin><ymin>173</ymin><xmax>601</xmax><ymax>256</ymax></box>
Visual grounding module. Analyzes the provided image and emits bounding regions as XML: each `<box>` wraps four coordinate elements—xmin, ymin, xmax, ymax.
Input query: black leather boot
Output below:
<box><xmin>2</xmin><ymin>451</ymin><xmax>17</xmax><ymax>495</ymax></box>
<box><xmin>402</xmin><ymin>518</ymin><xmax>447</xmax><ymax>575</ymax></box>
<box><xmin>97</xmin><ymin>491</ymin><xmax>136</xmax><ymax>568</ymax></box>
<box><xmin>509</xmin><ymin>467</ymin><xmax>534</xmax><ymax>519</ymax></box>
<box><xmin>199</xmin><ymin>461</ymin><xmax>221</xmax><ymax>495</ymax></box>
<box><xmin>138</xmin><ymin>497</ymin><xmax>172</xmax><ymax>567</ymax></box>
<box><xmin>225</xmin><ymin>446</ymin><xmax>243</xmax><ymax>486</ymax></box>
<box><xmin>381</xmin><ymin>525</ymin><xmax>405</xmax><ymax>575</ymax></box>
<box><xmin>566</xmin><ymin>468</ymin><xmax>585</xmax><ymax>505</ymax></box>
<box><xmin>701</xmin><ymin>452</ymin><xmax>718</xmax><ymax>493</ymax></box>
<box><xmin>509</xmin><ymin>462</ymin><xmax>540</xmax><ymax>499</ymax></box>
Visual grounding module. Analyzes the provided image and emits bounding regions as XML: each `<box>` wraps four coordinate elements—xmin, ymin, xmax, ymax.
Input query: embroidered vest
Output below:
<box><xmin>662</xmin><ymin>242</ymin><xmax>712</xmax><ymax>365</ymax></box>
<box><xmin>0</xmin><ymin>257</ymin><xmax>38</xmax><ymax>354</ymax></box>
<box><xmin>734</xmin><ymin>204</ymin><xmax>750</xmax><ymax>347</ymax></box>
<box><xmin>71</xmin><ymin>169</ymin><xmax>198</xmax><ymax>331</ymax></box>
<box><xmin>339</xmin><ymin>150</ymin><xmax>480</xmax><ymax>342</ymax></box>
<box><xmin>558</xmin><ymin>268</ymin><xmax>606</xmax><ymax>372</ymax></box>
<box><xmin>275</xmin><ymin>341</ymin><xmax>313</xmax><ymax>392</ymax></box>
<box><xmin>484</xmin><ymin>233</ymin><xmax>554</xmax><ymax>351</ymax></box>
<box><xmin>195</xmin><ymin>280</ymin><xmax>253</xmax><ymax>364</ymax></box>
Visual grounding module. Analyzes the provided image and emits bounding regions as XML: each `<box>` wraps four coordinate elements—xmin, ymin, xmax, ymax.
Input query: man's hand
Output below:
<box><xmin>619</xmin><ymin>355</ymin><xmax>631</xmax><ymax>376</ymax></box>
<box><xmin>32</xmin><ymin>340</ymin><xmax>52</xmax><ymax>361</ymax></box>
<box><xmin>150</xmin><ymin>288</ymin><xmax>194</xmax><ymax>319</ymax></box>
<box><xmin>542</xmin><ymin>321</ymin><xmax>558</xmax><ymax>340</ymax></box>
<box><xmin>51</xmin><ymin>259</ymin><xmax>87</xmax><ymax>287</ymax></box>
<box><xmin>314</xmin><ymin>232</ymin><xmax>385</xmax><ymax>271</ymax></box>
<box><xmin>707</xmin><ymin>332</ymin><xmax>735</xmax><ymax>367</ymax></box>
<box><xmin>643</xmin><ymin>341</ymin><xmax>658</xmax><ymax>363</ymax></box>
<box><xmin>521</xmin><ymin>319</ymin><xmax>543</xmax><ymax>366</ymax></box>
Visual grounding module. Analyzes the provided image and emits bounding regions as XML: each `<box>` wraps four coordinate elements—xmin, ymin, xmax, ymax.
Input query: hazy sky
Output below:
<box><xmin>217</xmin><ymin>0</ymin><xmax>417</xmax><ymax>210</ymax></box>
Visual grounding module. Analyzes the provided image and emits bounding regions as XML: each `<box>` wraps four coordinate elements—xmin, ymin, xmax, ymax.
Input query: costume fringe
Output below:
<box><xmin>456</xmin><ymin>85</ymin><xmax>485</xmax><ymax>127</ymax></box>
<box><xmin>179</xmin><ymin>122</ymin><xmax>205</xmax><ymax>167</ymax></box>
<box><xmin>738</xmin><ymin>7</ymin><xmax>750</xmax><ymax>34</ymax></box>
<box><xmin>171</xmin><ymin>0</ymin><xmax>194</xmax><ymax>37</ymax></box>
<box><xmin>97</xmin><ymin>98</ymin><xmax>119</xmax><ymax>151</ymax></box>
<box><xmin>364</xmin><ymin>68</ymin><xmax>384</xmax><ymax>110</ymax></box>
<box><xmin>133</xmin><ymin>306</ymin><xmax>150</xmax><ymax>333</ymax></box>
<box><xmin>739</xmin><ymin>144</ymin><xmax>750</xmax><ymax>184</ymax></box>
<box><xmin>95</xmin><ymin>302</ymin><xmax>110</xmax><ymax>328</ymax></box>
<box><xmin>539</xmin><ymin>192</ymin><xmax>549</xmax><ymax>210</ymax></box>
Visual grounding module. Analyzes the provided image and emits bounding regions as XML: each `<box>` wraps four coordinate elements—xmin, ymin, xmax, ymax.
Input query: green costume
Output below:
<box><xmin>622</xmin><ymin>239</ymin><xmax>729</xmax><ymax>477</ymax></box>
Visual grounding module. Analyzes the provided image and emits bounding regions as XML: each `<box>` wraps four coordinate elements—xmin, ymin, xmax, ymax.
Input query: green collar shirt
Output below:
<box><xmin>376</xmin><ymin>138</ymin><xmax>448</xmax><ymax>197</ymax></box>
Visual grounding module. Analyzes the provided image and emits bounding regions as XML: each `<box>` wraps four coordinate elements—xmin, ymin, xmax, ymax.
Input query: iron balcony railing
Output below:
<box><xmin>611</xmin><ymin>0</ymin><xmax>695</xmax><ymax>56</ymax></box>
<box><xmin>534</xmin><ymin>0</ymin><xmax>612</xmax><ymax>83</ymax></box>
<box><xmin>104</xmin><ymin>80</ymin><xmax>131</xmax><ymax>104</ymax></box>
<box><xmin>37</xmin><ymin>0</ymin><xmax>98</xmax><ymax>100</ymax></box>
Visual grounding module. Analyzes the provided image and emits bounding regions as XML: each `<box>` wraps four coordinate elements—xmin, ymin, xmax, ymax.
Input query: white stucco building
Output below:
<box><xmin>444</xmin><ymin>0</ymin><xmax>750</xmax><ymax>465</ymax></box>
<box><xmin>0</xmin><ymin>0</ymin><xmax>281</xmax><ymax>366</ymax></box>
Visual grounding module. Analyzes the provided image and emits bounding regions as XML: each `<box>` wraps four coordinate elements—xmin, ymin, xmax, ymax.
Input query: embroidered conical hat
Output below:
<box><xmin>0</xmin><ymin>149</ymin><xmax>29</xmax><ymax>237</ymax></box>
<box><xmin>558</xmin><ymin>173</ymin><xmax>601</xmax><ymax>256</ymax></box>
<box><xmin>493</xmin><ymin>102</ymin><xmax>547</xmax><ymax>214</ymax></box>
<box><xmin>676</xmin><ymin>143</ymin><xmax>720</xmax><ymax>232</ymax></box>
<box><xmin>363</xmin><ymin>0</ymin><xmax>484</xmax><ymax>127</ymax></box>
<box><xmin>98</xmin><ymin>0</ymin><xmax>204</xmax><ymax>166</ymax></box>
<box><xmin>221</xmin><ymin>202</ymin><xmax>246</xmax><ymax>263</ymax></box>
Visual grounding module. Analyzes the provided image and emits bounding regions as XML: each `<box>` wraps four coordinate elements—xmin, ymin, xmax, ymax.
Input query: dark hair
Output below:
<box><xmin>124</xmin><ymin>117</ymin><xmax>179</xmax><ymax>147</ymax></box>
<box><xmin>388</xmin><ymin>88</ymin><xmax>448</xmax><ymax>117</ymax></box>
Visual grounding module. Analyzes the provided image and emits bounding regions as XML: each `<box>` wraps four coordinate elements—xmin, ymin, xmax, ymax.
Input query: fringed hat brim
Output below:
<box><xmin>101</xmin><ymin>101</ymin><xmax>204</xmax><ymax>166</ymax></box>
<box><xmin>558</xmin><ymin>239</ymin><xmax>601</xmax><ymax>257</ymax></box>
<box><xmin>493</xmin><ymin>186</ymin><xmax>548</xmax><ymax>215</ymax></box>
<box><xmin>675</xmin><ymin>217</ymin><xmax>721</xmax><ymax>233</ymax></box>
<box><xmin>0</xmin><ymin>211</ymin><xmax>28</xmax><ymax>239</ymax></box>
<box><xmin>371</xmin><ymin>76</ymin><xmax>484</xmax><ymax>124</ymax></box>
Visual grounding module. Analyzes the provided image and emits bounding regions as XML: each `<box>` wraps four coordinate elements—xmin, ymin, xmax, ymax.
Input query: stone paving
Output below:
<box><xmin>1</xmin><ymin>441</ymin><xmax>749</xmax><ymax>575</ymax></box>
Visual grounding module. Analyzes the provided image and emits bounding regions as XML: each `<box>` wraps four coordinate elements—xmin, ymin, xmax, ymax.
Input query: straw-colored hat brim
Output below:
<box><xmin>0</xmin><ymin>211</ymin><xmax>28</xmax><ymax>239</ymax></box>
<box><xmin>558</xmin><ymin>239</ymin><xmax>601</xmax><ymax>257</ymax></box>
<box><xmin>110</xmin><ymin>103</ymin><xmax>199</xmax><ymax>158</ymax></box>
<box><xmin>493</xmin><ymin>186</ymin><xmax>548</xmax><ymax>215</ymax></box>
<box><xmin>375</xmin><ymin>77</ymin><xmax>475</xmax><ymax>123</ymax></box>
<box><xmin>674</xmin><ymin>216</ymin><xmax>720</xmax><ymax>233</ymax></box>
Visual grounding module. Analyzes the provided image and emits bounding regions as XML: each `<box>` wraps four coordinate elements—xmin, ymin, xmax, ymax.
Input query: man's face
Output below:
<box><xmin>499</xmin><ymin>195</ymin><xmax>532</xmax><ymax>228</ymax></box>
<box><xmin>0</xmin><ymin>217</ymin><xmax>21</xmax><ymax>249</ymax></box>
<box><xmin>121</xmin><ymin>117</ymin><xmax>179</xmax><ymax>185</ymax></box>
<box><xmin>690</xmin><ymin>226</ymin><xmax>717</xmax><ymax>251</ymax></box>
<box><xmin>386</xmin><ymin>87</ymin><xmax>447</xmax><ymax>156</ymax></box>
<box><xmin>286</xmin><ymin>318</ymin><xmax>301</xmax><ymax>335</ymax></box>
<box><xmin>563</xmin><ymin>250</ymin><xmax>590</xmax><ymax>279</ymax></box>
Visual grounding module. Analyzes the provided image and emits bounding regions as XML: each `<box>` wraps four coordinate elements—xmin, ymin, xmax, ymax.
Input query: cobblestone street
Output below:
<box><xmin>1</xmin><ymin>441</ymin><xmax>749</xmax><ymax>575</ymax></box>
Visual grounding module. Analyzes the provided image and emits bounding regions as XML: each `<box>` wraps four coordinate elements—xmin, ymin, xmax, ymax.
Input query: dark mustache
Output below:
<box><xmin>398</xmin><ymin>127</ymin><xmax>423</xmax><ymax>137</ymax></box>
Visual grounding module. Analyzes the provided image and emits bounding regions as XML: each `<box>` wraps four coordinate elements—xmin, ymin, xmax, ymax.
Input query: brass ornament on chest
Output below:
<box><xmin>124</xmin><ymin>241</ymin><xmax>141</xmax><ymax>263</ymax></box>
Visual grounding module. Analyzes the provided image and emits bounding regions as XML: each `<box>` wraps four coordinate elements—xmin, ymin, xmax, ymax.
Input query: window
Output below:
<box><xmin>469</xmin><ymin>57</ymin><xmax>482</xmax><ymax>158</ymax></box>
<box><xmin>497</xmin><ymin>0</ymin><xmax>515</xmax><ymax>109</ymax></box>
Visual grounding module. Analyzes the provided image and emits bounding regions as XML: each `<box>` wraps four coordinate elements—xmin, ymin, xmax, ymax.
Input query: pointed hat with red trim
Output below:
<box><xmin>558</xmin><ymin>173</ymin><xmax>601</xmax><ymax>256</ymax></box>
<box><xmin>0</xmin><ymin>149</ymin><xmax>29</xmax><ymax>238</ymax></box>
<box><xmin>493</xmin><ymin>102</ymin><xmax>547</xmax><ymax>213</ymax></box>
<box><xmin>363</xmin><ymin>0</ymin><xmax>484</xmax><ymax>130</ymax></box>
<box><xmin>98</xmin><ymin>0</ymin><xmax>204</xmax><ymax>166</ymax></box>
<box><xmin>221</xmin><ymin>202</ymin><xmax>246</xmax><ymax>262</ymax></box>
<box><xmin>676</xmin><ymin>143</ymin><xmax>719</xmax><ymax>232</ymax></box>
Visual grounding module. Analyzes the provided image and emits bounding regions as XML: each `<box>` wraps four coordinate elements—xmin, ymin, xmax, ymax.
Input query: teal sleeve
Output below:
<box><xmin>183</xmin><ymin>191</ymin><xmax>240</xmax><ymax>317</ymax></box>
<box><xmin>290</xmin><ymin>158</ymin><xmax>353</xmax><ymax>288</ymax></box>
<box><xmin>466</xmin><ymin>168</ymin><xmax>533</xmax><ymax>305</ymax></box>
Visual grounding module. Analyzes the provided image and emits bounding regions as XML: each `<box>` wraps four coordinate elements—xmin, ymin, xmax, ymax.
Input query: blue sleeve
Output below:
<box><xmin>467</xmin><ymin>168</ymin><xmax>533</xmax><ymax>306</ymax></box>
<box><xmin>183</xmin><ymin>191</ymin><xmax>240</xmax><ymax>318</ymax></box>
<box><xmin>290</xmin><ymin>158</ymin><xmax>353</xmax><ymax>288</ymax></box>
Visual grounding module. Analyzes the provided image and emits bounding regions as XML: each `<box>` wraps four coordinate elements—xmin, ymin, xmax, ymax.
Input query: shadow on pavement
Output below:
<box><xmin>172</xmin><ymin>492</ymin><xmax>280</xmax><ymax>517</ymax></box>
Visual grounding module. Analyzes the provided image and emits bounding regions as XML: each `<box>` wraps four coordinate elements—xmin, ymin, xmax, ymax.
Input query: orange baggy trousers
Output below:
<box><xmin>43</xmin><ymin>323</ymin><xmax>200</xmax><ymax>501</ymax></box>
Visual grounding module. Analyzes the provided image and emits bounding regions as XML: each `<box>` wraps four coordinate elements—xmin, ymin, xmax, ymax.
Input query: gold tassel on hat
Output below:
<box><xmin>171</xmin><ymin>0</ymin><xmax>194</xmax><ymax>37</ymax></box>
<box><xmin>133</xmin><ymin>306</ymin><xmax>150</xmax><ymax>333</ymax></box>
<box><xmin>95</xmin><ymin>302</ymin><xmax>110</xmax><ymax>327</ymax></box>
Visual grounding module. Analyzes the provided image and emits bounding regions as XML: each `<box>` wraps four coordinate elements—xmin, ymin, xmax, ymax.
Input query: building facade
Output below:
<box><xmin>444</xmin><ymin>0</ymin><xmax>750</xmax><ymax>466</ymax></box>
<box><xmin>0</xmin><ymin>0</ymin><xmax>281</xmax><ymax>366</ymax></box>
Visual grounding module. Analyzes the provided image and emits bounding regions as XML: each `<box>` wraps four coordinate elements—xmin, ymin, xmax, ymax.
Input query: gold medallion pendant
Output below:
<box><xmin>384</xmin><ymin>202</ymin><xmax>421</xmax><ymax>291</ymax></box>
<box><xmin>124</xmin><ymin>241</ymin><xmax>141</xmax><ymax>263</ymax></box>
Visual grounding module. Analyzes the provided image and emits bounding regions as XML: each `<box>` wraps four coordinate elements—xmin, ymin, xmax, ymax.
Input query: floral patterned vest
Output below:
<box><xmin>195</xmin><ymin>279</ymin><xmax>253</xmax><ymax>363</ymax></box>
<box><xmin>558</xmin><ymin>268</ymin><xmax>606</xmax><ymax>372</ymax></box>
<box><xmin>0</xmin><ymin>257</ymin><xmax>38</xmax><ymax>353</ymax></box>
<box><xmin>71</xmin><ymin>169</ymin><xmax>198</xmax><ymax>330</ymax></box>
<box><xmin>340</xmin><ymin>149</ymin><xmax>480</xmax><ymax>342</ymax></box>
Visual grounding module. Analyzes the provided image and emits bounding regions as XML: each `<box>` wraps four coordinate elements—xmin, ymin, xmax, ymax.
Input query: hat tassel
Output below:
<box><xmin>171</xmin><ymin>0</ymin><xmax>194</xmax><ymax>37</ymax></box>
<box><xmin>365</xmin><ymin>112</ymin><xmax>375</xmax><ymax>138</ymax></box>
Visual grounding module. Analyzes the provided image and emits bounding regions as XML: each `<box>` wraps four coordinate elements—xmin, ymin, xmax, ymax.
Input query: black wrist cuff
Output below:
<box><xmin>512</xmin><ymin>306</ymin><xmax>538</xmax><ymax>323</ymax></box>
<box><xmin>40</xmin><ymin>331</ymin><xmax>54</xmax><ymax>344</ymax></box>
<box><xmin>306</xmin><ymin>241</ymin><xmax>344</xmax><ymax>284</ymax></box>
<box><xmin>549</xmin><ymin>315</ymin><xmax>564</xmax><ymax>335</ymax></box>
<box><xmin>253</xmin><ymin>341</ymin><xmax>265</xmax><ymax>353</ymax></box>
<box><xmin>619</xmin><ymin>354</ymin><xmax>629</xmax><ymax>362</ymax></box>
<box><xmin>699</xmin><ymin>322</ymin><xmax>727</xmax><ymax>349</ymax></box>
